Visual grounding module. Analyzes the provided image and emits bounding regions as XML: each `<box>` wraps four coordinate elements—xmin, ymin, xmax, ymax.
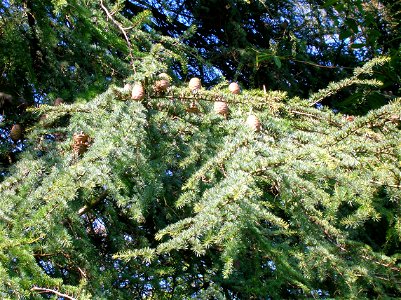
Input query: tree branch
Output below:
<box><xmin>78</xmin><ymin>189</ymin><xmax>108</xmax><ymax>215</ymax></box>
<box><xmin>289</xmin><ymin>109</ymin><xmax>342</xmax><ymax>127</ymax></box>
<box><xmin>100</xmin><ymin>0</ymin><xmax>135</xmax><ymax>71</ymax></box>
<box><xmin>31</xmin><ymin>287</ymin><xmax>76</xmax><ymax>300</ymax></box>
<box><xmin>369</xmin><ymin>180</ymin><xmax>401</xmax><ymax>189</ymax></box>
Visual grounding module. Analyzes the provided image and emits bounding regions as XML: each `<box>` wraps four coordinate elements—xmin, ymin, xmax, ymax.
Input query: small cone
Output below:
<box><xmin>154</xmin><ymin>79</ymin><xmax>170</xmax><ymax>93</ymax></box>
<box><xmin>39</xmin><ymin>114</ymin><xmax>53</xmax><ymax>128</ymax></box>
<box><xmin>0</xmin><ymin>92</ymin><xmax>12</xmax><ymax>109</ymax></box>
<box><xmin>228</xmin><ymin>82</ymin><xmax>241</xmax><ymax>94</ymax></box>
<box><xmin>189</xmin><ymin>77</ymin><xmax>202</xmax><ymax>91</ymax></box>
<box><xmin>214</xmin><ymin>101</ymin><xmax>228</xmax><ymax>116</ymax></box>
<box><xmin>73</xmin><ymin>132</ymin><xmax>91</xmax><ymax>156</ymax></box>
<box><xmin>246</xmin><ymin>114</ymin><xmax>261</xmax><ymax>132</ymax></box>
<box><xmin>54</xmin><ymin>98</ymin><xmax>64</xmax><ymax>106</ymax></box>
<box><xmin>10</xmin><ymin>124</ymin><xmax>22</xmax><ymax>142</ymax></box>
<box><xmin>131</xmin><ymin>83</ymin><xmax>145</xmax><ymax>101</ymax></box>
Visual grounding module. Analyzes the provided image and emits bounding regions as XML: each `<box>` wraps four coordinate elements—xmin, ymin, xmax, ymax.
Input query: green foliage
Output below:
<box><xmin>0</xmin><ymin>0</ymin><xmax>200</xmax><ymax>176</ymax></box>
<box><xmin>1</xmin><ymin>0</ymin><xmax>122</xmax><ymax>102</ymax></box>
<box><xmin>1</xmin><ymin>0</ymin><xmax>401</xmax><ymax>298</ymax></box>
<box><xmin>1</xmin><ymin>59</ymin><xmax>400</xmax><ymax>298</ymax></box>
<box><xmin>308</xmin><ymin>56</ymin><xmax>390</xmax><ymax>105</ymax></box>
<box><xmin>124</xmin><ymin>0</ymin><xmax>400</xmax><ymax>114</ymax></box>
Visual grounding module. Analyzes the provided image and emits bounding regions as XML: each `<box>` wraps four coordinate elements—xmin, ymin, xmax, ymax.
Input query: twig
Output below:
<box><xmin>289</xmin><ymin>109</ymin><xmax>341</xmax><ymax>127</ymax></box>
<box><xmin>100</xmin><ymin>0</ymin><xmax>135</xmax><ymax>72</ymax></box>
<box><xmin>31</xmin><ymin>287</ymin><xmax>77</xmax><ymax>300</ymax></box>
<box><xmin>149</xmin><ymin>94</ymin><xmax>279</xmax><ymax>106</ymax></box>
<box><xmin>369</xmin><ymin>180</ymin><xmax>401</xmax><ymax>189</ymax></box>
<box><xmin>78</xmin><ymin>267</ymin><xmax>87</xmax><ymax>279</ymax></box>
<box><xmin>290</xmin><ymin>58</ymin><xmax>353</xmax><ymax>69</ymax></box>
<box><xmin>360</xmin><ymin>255</ymin><xmax>401</xmax><ymax>272</ymax></box>
<box><xmin>151</xmin><ymin>94</ymin><xmax>240</xmax><ymax>104</ymax></box>
<box><xmin>78</xmin><ymin>189</ymin><xmax>108</xmax><ymax>215</ymax></box>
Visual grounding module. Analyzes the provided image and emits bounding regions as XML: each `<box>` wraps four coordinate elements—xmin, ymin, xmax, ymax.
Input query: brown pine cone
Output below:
<box><xmin>214</xmin><ymin>101</ymin><xmax>228</xmax><ymax>116</ymax></box>
<box><xmin>72</xmin><ymin>132</ymin><xmax>91</xmax><ymax>156</ymax></box>
<box><xmin>10</xmin><ymin>124</ymin><xmax>22</xmax><ymax>142</ymax></box>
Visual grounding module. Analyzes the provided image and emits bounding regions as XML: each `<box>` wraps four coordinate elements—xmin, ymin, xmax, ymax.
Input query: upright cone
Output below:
<box><xmin>246</xmin><ymin>114</ymin><xmax>261</xmax><ymax>132</ymax></box>
<box><xmin>189</xmin><ymin>77</ymin><xmax>202</xmax><ymax>91</ymax></box>
<box><xmin>214</xmin><ymin>101</ymin><xmax>228</xmax><ymax>116</ymax></box>
<box><xmin>154</xmin><ymin>73</ymin><xmax>170</xmax><ymax>93</ymax></box>
<box><xmin>228</xmin><ymin>82</ymin><xmax>241</xmax><ymax>94</ymax></box>
<box><xmin>131</xmin><ymin>83</ymin><xmax>145</xmax><ymax>101</ymax></box>
<box><xmin>154</xmin><ymin>79</ymin><xmax>170</xmax><ymax>92</ymax></box>
<box><xmin>10</xmin><ymin>124</ymin><xmax>22</xmax><ymax>142</ymax></box>
<box><xmin>73</xmin><ymin>132</ymin><xmax>91</xmax><ymax>156</ymax></box>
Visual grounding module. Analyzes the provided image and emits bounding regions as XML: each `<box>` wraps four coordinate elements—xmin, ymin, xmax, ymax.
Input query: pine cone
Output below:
<box><xmin>10</xmin><ymin>124</ymin><xmax>22</xmax><ymax>142</ymax></box>
<box><xmin>73</xmin><ymin>132</ymin><xmax>91</xmax><ymax>156</ymax></box>
<box><xmin>54</xmin><ymin>98</ymin><xmax>64</xmax><ymax>106</ymax></box>
<box><xmin>214</xmin><ymin>101</ymin><xmax>228</xmax><ymax>116</ymax></box>
<box><xmin>246</xmin><ymin>114</ymin><xmax>261</xmax><ymax>131</ymax></box>
<box><xmin>154</xmin><ymin>79</ymin><xmax>170</xmax><ymax>93</ymax></box>
<box><xmin>228</xmin><ymin>82</ymin><xmax>241</xmax><ymax>94</ymax></box>
<box><xmin>189</xmin><ymin>77</ymin><xmax>202</xmax><ymax>91</ymax></box>
<box><xmin>131</xmin><ymin>83</ymin><xmax>145</xmax><ymax>101</ymax></box>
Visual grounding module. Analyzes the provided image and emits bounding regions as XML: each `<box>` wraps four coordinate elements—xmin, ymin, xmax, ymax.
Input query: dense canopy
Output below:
<box><xmin>0</xmin><ymin>0</ymin><xmax>400</xmax><ymax>299</ymax></box>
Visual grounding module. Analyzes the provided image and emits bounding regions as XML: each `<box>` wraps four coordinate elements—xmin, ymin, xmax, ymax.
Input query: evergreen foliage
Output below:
<box><xmin>124</xmin><ymin>0</ymin><xmax>401</xmax><ymax>103</ymax></box>
<box><xmin>0</xmin><ymin>56</ymin><xmax>400</xmax><ymax>298</ymax></box>
<box><xmin>0</xmin><ymin>0</ymin><xmax>196</xmax><ymax>174</ymax></box>
<box><xmin>1</xmin><ymin>1</ymin><xmax>401</xmax><ymax>299</ymax></box>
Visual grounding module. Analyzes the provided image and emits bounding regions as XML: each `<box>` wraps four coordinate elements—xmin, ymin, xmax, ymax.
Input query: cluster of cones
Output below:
<box><xmin>9</xmin><ymin>97</ymin><xmax>93</xmax><ymax>157</ymax></box>
<box><xmin>9</xmin><ymin>76</ymin><xmax>266</xmax><ymax>151</ymax></box>
<box><xmin>125</xmin><ymin>75</ymin><xmax>262</xmax><ymax>131</ymax></box>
